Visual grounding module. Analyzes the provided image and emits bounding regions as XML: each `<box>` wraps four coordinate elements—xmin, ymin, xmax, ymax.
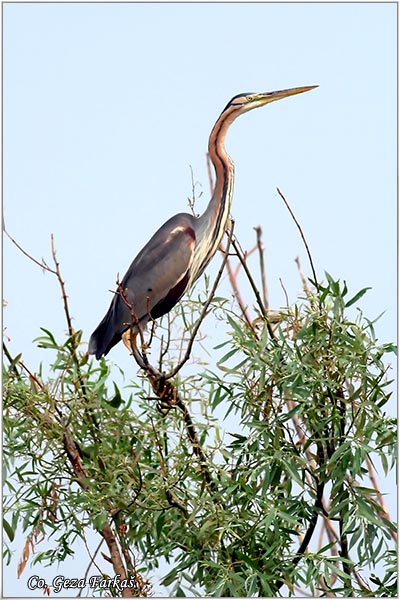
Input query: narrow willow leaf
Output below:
<box><xmin>345</xmin><ymin>287</ymin><xmax>372</xmax><ymax>307</ymax></box>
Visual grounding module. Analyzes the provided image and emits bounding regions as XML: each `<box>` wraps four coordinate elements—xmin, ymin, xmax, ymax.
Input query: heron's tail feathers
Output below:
<box><xmin>88</xmin><ymin>309</ymin><xmax>124</xmax><ymax>360</ymax></box>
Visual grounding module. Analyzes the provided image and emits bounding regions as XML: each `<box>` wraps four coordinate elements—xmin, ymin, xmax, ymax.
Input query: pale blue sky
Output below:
<box><xmin>4</xmin><ymin>2</ymin><xmax>397</xmax><ymax>596</ymax></box>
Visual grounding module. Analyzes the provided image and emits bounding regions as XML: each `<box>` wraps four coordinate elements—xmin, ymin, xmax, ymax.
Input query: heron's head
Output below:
<box><xmin>223</xmin><ymin>85</ymin><xmax>318</xmax><ymax>115</ymax></box>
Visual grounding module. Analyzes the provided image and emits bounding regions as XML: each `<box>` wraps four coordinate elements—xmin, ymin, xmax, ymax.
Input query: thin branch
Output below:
<box><xmin>279</xmin><ymin>277</ymin><xmax>290</xmax><ymax>308</ymax></box>
<box><xmin>254</xmin><ymin>226</ymin><xmax>269</xmax><ymax>310</ymax></box>
<box><xmin>118</xmin><ymin>284</ymin><xmax>222</xmax><ymax>495</ymax></box>
<box><xmin>151</xmin><ymin>375</ymin><xmax>218</xmax><ymax>495</ymax></box>
<box><xmin>295</xmin><ymin>255</ymin><xmax>310</xmax><ymax>293</ymax></box>
<box><xmin>150</xmin><ymin>419</ymin><xmax>189</xmax><ymax>518</ymax></box>
<box><xmin>230</xmin><ymin>236</ymin><xmax>267</xmax><ymax>320</ymax></box>
<box><xmin>293</xmin><ymin>481</ymin><xmax>324</xmax><ymax>562</ymax></box>
<box><xmin>187</xmin><ymin>164</ymin><xmax>201</xmax><ymax>217</ymax></box>
<box><xmin>164</xmin><ymin>221</ymin><xmax>234</xmax><ymax>380</ymax></box>
<box><xmin>365</xmin><ymin>455</ymin><xmax>397</xmax><ymax>542</ymax></box>
<box><xmin>5</xmin><ymin>232</ymin><xmax>89</xmax><ymax>408</ymax></box>
<box><xmin>276</xmin><ymin>187</ymin><xmax>318</xmax><ymax>289</ymax></box>
<box><xmin>4</xmin><ymin>227</ymin><xmax>56</xmax><ymax>275</ymax></box>
<box><xmin>231</xmin><ymin>237</ymin><xmax>255</xmax><ymax>279</ymax></box>
<box><xmin>229</xmin><ymin>235</ymin><xmax>279</xmax><ymax>342</ymax></box>
<box><xmin>78</xmin><ymin>537</ymin><xmax>105</xmax><ymax>596</ymax></box>
<box><xmin>62</xmin><ymin>422</ymin><xmax>135</xmax><ymax>597</ymax></box>
<box><xmin>50</xmin><ymin>235</ymin><xmax>74</xmax><ymax>338</ymax></box>
<box><xmin>220</xmin><ymin>243</ymin><xmax>254</xmax><ymax>329</ymax></box>
<box><xmin>276</xmin><ymin>481</ymin><xmax>325</xmax><ymax>592</ymax></box>
<box><xmin>337</xmin><ymin>390</ymin><xmax>353</xmax><ymax>588</ymax></box>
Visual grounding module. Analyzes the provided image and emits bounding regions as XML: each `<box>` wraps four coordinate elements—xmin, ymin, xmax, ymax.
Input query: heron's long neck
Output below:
<box><xmin>189</xmin><ymin>108</ymin><xmax>237</xmax><ymax>285</ymax></box>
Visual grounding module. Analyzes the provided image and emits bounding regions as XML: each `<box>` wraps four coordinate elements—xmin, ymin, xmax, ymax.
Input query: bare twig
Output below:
<box><xmin>295</xmin><ymin>255</ymin><xmax>310</xmax><ymax>293</ymax></box>
<box><xmin>220</xmin><ymin>241</ymin><xmax>254</xmax><ymax>329</ymax></box>
<box><xmin>254</xmin><ymin>226</ymin><xmax>269</xmax><ymax>310</ymax></box>
<box><xmin>50</xmin><ymin>235</ymin><xmax>74</xmax><ymax>338</ymax></box>
<box><xmin>229</xmin><ymin>235</ymin><xmax>280</xmax><ymax>342</ymax></box>
<box><xmin>188</xmin><ymin>165</ymin><xmax>201</xmax><ymax>217</ymax></box>
<box><xmin>279</xmin><ymin>277</ymin><xmax>290</xmax><ymax>309</ymax></box>
<box><xmin>230</xmin><ymin>236</ymin><xmax>267</xmax><ymax>320</ymax></box>
<box><xmin>4</xmin><ymin>227</ymin><xmax>56</xmax><ymax>275</ymax></box>
<box><xmin>276</xmin><ymin>187</ymin><xmax>318</xmax><ymax>289</ymax></box>
<box><xmin>49</xmin><ymin>237</ymin><xmax>99</xmax><ymax>436</ymax></box>
<box><xmin>78</xmin><ymin>537</ymin><xmax>105</xmax><ymax>596</ymax></box>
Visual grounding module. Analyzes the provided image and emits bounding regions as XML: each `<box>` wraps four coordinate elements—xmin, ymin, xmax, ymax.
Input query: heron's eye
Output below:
<box><xmin>246</xmin><ymin>95</ymin><xmax>255</xmax><ymax>102</ymax></box>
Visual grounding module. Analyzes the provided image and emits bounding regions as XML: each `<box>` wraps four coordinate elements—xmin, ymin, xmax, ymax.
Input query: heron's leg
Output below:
<box><xmin>122</xmin><ymin>329</ymin><xmax>138</xmax><ymax>355</ymax></box>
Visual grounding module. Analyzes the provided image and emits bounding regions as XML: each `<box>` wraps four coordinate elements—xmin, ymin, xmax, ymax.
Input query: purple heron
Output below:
<box><xmin>89</xmin><ymin>86</ymin><xmax>316</xmax><ymax>359</ymax></box>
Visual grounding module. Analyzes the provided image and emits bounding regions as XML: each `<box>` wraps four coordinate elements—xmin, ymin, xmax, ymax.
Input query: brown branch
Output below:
<box><xmin>78</xmin><ymin>537</ymin><xmax>105</xmax><ymax>596</ymax></box>
<box><xmin>151</xmin><ymin>420</ymin><xmax>189</xmax><ymax>518</ymax></box>
<box><xmin>117</xmin><ymin>222</ymin><xmax>239</xmax><ymax>498</ymax></box>
<box><xmin>100</xmin><ymin>525</ymin><xmax>135</xmax><ymax>597</ymax></box>
<box><xmin>220</xmin><ymin>244</ymin><xmax>253</xmax><ymax>329</ymax></box>
<box><xmin>188</xmin><ymin>164</ymin><xmax>201</xmax><ymax>217</ymax></box>
<box><xmin>365</xmin><ymin>455</ymin><xmax>397</xmax><ymax>542</ymax></box>
<box><xmin>120</xmin><ymin>309</ymin><xmax>222</xmax><ymax>496</ymax></box>
<box><xmin>147</xmin><ymin>375</ymin><xmax>218</xmax><ymax>496</ymax></box>
<box><xmin>62</xmin><ymin>423</ymin><xmax>90</xmax><ymax>490</ymax></box>
<box><xmin>4</xmin><ymin>227</ymin><xmax>57</xmax><ymax>275</ymax></box>
<box><xmin>5</xmin><ymin>232</ymin><xmax>88</xmax><ymax>407</ymax></box>
<box><xmin>229</xmin><ymin>235</ymin><xmax>281</xmax><ymax>343</ymax></box>
<box><xmin>276</xmin><ymin>187</ymin><xmax>318</xmax><ymax>289</ymax></box>
<box><xmin>232</xmin><ymin>243</ymin><xmax>257</xmax><ymax>280</ymax></box>
<box><xmin>52</xmin><ymin>244</ymin><xmax>100</xmax><ymax>427</ymax></box>
<box><xmin>175</xmin><ymin>393</ymin><xmax>218</xmax><ymax>494</ymax></box>
<box><xmin>62</xmin><ymin>422</ymin><xmax>136</xmax><ymax>596</ymax></box>
<box><xmin>295</xmin><ymin>255</ymin><xmax>310</xmax><ymax>293</ymax></box>
<box><xmin>48</xmin><ymin>236</ymin><xmax>100</xmax><ymax>435</ymax></box>
<box><xmin>50</xmin><ymin>235</ymin><xmax>74</xmax><ymax>338</ymax></box>
<box><xmin>230</xmin><ymin>236</ymin><xmax>267</xmax><ymax>319</ymax></box>
<box><xmin>254</xmin><ymin>226</ymin><xmax>269</xmax><ymax>310</ymax></box>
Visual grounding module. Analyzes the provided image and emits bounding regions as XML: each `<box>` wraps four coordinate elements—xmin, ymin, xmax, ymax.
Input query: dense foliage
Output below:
<box><xmin>3</xmin><ymin>241</ymin><xmax>397</xmax><ymax>596</ymax></box>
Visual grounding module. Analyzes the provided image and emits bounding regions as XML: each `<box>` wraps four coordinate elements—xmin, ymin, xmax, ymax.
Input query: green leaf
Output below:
<box><xmin>3</xmin><ymin>518</ymin><xmax>15</xmax><ymax>542</ymax></box>
<box><xmin>107</xmin><ymin>383</ymin><xmax>123</xmax><ymax>408</ymax></box>
<box><xmin>345</xmin><ymin>287</ymin><xmax>372</xmax><ymax>307</ymax></box>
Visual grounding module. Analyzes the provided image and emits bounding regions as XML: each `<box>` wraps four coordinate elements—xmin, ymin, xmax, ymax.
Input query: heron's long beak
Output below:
<box><xmin>257</xmin><ymin>85</ymin><xmax>318</xmax><ymax>105</ymax></box>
